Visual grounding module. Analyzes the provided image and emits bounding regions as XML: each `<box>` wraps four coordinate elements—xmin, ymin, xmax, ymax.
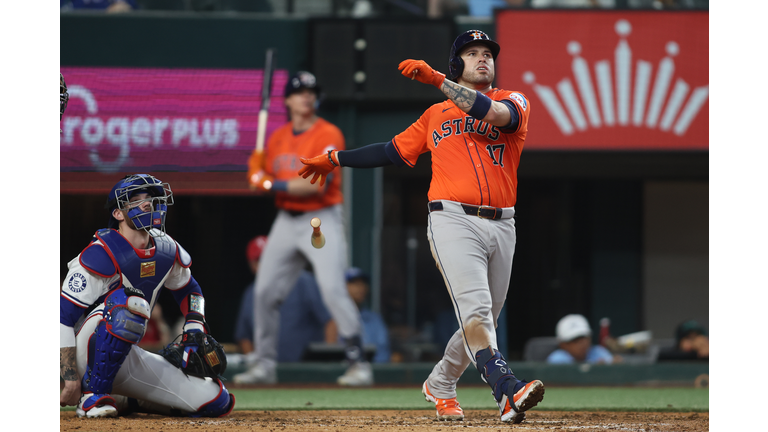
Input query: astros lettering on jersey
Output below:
<box><xmin>390</xmin><ymin>89</ymin><xmax>530</xmax><ymax>208</ymax></box>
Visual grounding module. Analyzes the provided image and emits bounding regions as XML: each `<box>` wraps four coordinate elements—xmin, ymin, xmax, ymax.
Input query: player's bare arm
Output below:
<box><xmin>441</xmin><ymin>80</ymin><xmax>477</xmax><ymax>112</ymax></box>
<box><xmin>440</xmin><ymin>80</ymin><xmax>512</xmax><ymax>127</ymax></box>
<box><xmin>60</xmin><ymin>346</ymin><xmax>81</xmax><ymax>406</ymax></box>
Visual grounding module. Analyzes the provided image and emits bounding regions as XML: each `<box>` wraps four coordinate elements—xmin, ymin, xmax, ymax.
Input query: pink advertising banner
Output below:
<box><xmin>60</xmin><ymin>67</ymin><xmax>289</xmax><ymax>172</ymax></box>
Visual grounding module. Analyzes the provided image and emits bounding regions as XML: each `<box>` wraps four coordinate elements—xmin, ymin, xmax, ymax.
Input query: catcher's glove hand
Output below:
<box><xmin>161</xmin><ymin>330</ymin><xmax>227</xmax><ymax>381</ymax></box>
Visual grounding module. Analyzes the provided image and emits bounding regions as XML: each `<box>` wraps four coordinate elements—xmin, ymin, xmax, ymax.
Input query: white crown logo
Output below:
<box><xmin>522</xmin><ymin>19</ymin><xmax>708</xmax><ymax>137</ymax></box>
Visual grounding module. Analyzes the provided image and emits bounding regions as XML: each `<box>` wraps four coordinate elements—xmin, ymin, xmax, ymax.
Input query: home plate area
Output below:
<box><xmin>60</xmin><ymin>410</ymin><xmax>708</xmax><ymax>431</ymax></box>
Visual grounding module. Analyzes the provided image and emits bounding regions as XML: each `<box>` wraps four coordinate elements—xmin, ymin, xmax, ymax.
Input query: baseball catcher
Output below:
<box><xmin>60</xmin><ymin>174</ymin><xmax>235</xmax><ymax>418</ymax></box>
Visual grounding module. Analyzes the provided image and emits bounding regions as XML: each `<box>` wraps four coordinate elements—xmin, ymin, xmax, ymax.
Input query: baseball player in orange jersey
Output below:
<box><xmin>234</xmin><ymin>71</ymin><xmax>372</xmax><ymax>386</ymax></box>
<box><xmin>299</xmin><ymin>30</ymin><xmax>544</xmax><ymax>422</ymax></box>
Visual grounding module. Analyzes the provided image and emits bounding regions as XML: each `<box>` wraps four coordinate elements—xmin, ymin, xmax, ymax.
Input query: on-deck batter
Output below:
<box><xmin>59</xmin><ymin>174</ymin><xmax>235</xmax><ymax>418</ymax></box>
<box><xmin>234</xmin><ymin>71</ymin><xmax>372</xmax><ymax>386</ymax></box>
<box><xmin>298</xmin><ymin>30</ymin><xmax>544</xmax><ymax>423</ymax></box>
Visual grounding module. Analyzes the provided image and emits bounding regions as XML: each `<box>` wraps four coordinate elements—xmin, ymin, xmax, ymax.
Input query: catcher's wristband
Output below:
<box><xmin>183</xmin><ymin>294</ymin><xmax>207</xmax><ymax>333</ymax></box>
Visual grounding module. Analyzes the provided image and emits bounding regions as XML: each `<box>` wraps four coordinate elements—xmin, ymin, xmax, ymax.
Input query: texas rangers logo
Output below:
<box><xmin>68</xmin><ymin>273</ymin><xmax>87</xmax><ymax>293</ymax></box>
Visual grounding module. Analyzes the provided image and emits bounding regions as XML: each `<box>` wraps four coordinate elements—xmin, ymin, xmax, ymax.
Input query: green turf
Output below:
<box><xmin>225</xmin><ymin>387</ymin><xmax>708</xmax><ymax>412</ymax></box>
<box><xmin>61</xmin><ymin>387</ymin><xmax>709</xmax><ymax>413</ymax></box>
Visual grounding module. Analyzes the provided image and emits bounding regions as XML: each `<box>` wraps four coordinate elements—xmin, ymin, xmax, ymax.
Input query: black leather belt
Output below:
<box><xmin>428</xmin><ymin>201</ymin><xmax>504</xmax><ymax>220</ymax></box>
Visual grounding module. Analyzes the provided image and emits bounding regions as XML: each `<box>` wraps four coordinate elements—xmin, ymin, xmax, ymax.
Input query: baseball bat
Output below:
<box><xmin>254</xmin><ymin>48</ymin><xmax>277</xmax><ymax>164</ymax></box>
<box><xmin>310</xmin><ymin>217</ymin><xmax>326</xmax><ymax>249</ymax></box>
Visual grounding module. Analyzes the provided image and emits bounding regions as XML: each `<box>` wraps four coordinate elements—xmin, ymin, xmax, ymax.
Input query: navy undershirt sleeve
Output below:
<box><xmin>337</xmin><ymin>141</ymin><xmax>406</xmax><ymax>168</ymax></box>
<box><xmin>499</xmin><ymin>100</ymin><xmax>520</xmax><ymax>132</ymax></box>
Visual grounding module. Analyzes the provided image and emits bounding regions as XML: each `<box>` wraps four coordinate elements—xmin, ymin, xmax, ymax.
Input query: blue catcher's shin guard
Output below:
<box><xmin>82</xmin><ymin>321</ymin><xmax>134</xmax><ymax>395</ymax></box>
<box><xmin>474</xmin><ymin>346</ymin><xmax>526</xmax><ymax>402</ymax></box>
<box><xmin>191</xmin><ymin>382</ymin><xmax>235</xmax><ymax>417</ymax></box>
<box><xmin>82</xmin><ymin>302</ymin><xmax>147</xmax><ymax>396</ymax></box>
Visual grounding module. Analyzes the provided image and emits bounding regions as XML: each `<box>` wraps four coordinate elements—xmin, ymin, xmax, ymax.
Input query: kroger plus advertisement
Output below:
<box><xmin>496</xmin><ymin>10</ymin><xmax>708</xmax><ymax>150</ymax></box>
<box><xmin>60</xmin><ymin>67</ymin><xmax>288</xmax><ymax>173</ymax></box>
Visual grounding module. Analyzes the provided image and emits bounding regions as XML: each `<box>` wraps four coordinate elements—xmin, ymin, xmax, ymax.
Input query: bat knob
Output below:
<box><xmin>310</xmin><ymin>217</ymin><xmax>321</xmax><ymax>228</ymax></box>
<box><xmin>310</xmin><ymin>217</ymin><xmax>325</xmax><ymax>249</ymax></box>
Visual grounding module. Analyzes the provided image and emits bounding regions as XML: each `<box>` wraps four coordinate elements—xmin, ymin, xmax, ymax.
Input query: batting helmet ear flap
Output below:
<box><xmin>448</xmin><ymin>55</ymin><xmax>464</xmax><ymax>82</ymax></box>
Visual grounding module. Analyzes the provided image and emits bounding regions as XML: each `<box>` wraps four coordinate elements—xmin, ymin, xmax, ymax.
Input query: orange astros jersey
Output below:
<box><xmin>391</xmin><ymin>89</ymin><xmax>530</xmax><ymax>208</ymax></box>
<box><xmin>263</xmin><ymin>117</ymin><xmax>345</xmax><ymax>212</ymax></box>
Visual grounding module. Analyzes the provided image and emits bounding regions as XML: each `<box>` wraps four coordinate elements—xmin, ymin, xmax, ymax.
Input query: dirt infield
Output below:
<box><xmin>60</xmin><ymin>409</ymin><xmax>708</xmax><ymax>431</ymax></box>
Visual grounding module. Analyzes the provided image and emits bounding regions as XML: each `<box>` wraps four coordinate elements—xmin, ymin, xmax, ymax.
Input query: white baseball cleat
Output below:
<box><xmin>337</xmin><ymin>361</ymin><xmax>373</xmax><ymax>386</ymax></box>
<box><xmin>76</xmin><ymin>394</ymin><xmax>119</xmax><ymax>418</ymax></box>
<box><xmin>233</xmin><ymin>362</ymin><xmax>277</xmax><ymax>384</ymax></box>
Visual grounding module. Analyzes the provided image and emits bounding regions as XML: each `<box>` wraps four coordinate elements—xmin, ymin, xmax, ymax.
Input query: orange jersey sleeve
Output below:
<box><xmin>262</xmin><ymin>118</ymin><xmax>346</xmax><ymax>212</ymax></box>
<box><xmin>392</xmin><ymin>89</ymin><xmax>530</xmax><ymax>208</ymax></box>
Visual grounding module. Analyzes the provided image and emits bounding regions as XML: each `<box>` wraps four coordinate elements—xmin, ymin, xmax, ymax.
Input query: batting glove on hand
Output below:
<box><xmin>398</xmin><ymin>59</ymin><xmax>446</xmax><ymax>89</ymax></box>
<box><xmin>247</xmin><ymin>151</ymin><xmax>264</xmax><ymax>183</ymax></box>
<box><xmin>249</xmin><ymin>170</ymin><xmax>275</xmax><ymax>193</ymax></box>
<box><xmin>298</xmin><ymin>150</ymin><xmax>339</xmax><ymax>187</ymax></box>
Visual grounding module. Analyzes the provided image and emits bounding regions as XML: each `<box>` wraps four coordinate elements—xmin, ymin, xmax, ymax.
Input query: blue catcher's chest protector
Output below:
<box><xmin>96</xmin><ymin>229</ymin><xmax>178</xmax><ymax>300</ymax></box>
<box><xmin>80</xmin><ymin>229</ymin><xmax>179</xmax><ymax>397</ymax></box>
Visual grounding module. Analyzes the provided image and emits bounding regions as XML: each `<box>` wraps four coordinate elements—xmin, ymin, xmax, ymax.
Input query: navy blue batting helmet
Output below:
<box><xmin>448</xmin><ymin>30</ymin><xmax>501</xmax><ymax>81</ymax></box>
<box><xmin>284</xmin><ymin>71</ymin><xmax>320</xmax><ymax>98</ymax></box>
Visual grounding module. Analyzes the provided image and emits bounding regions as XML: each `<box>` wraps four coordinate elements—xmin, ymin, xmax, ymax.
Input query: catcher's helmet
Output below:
<box><xmin>284</xmin><ymin>71</ymin><xmax>320</xmax><ymax>98</ymax></box>
<box><xmin>448</xmin><ymin>30</ymin><xmax>501</xmax><ymax>81</ymax></box>
<box><xmin>60</xmin><ymin>73</ymin><xmax>69</xmax><ymax>120</ymax></box>
<box><xmin>106</xmin><ymin>174</ymin><xmax>174</xmax><ymax>236</ymax></box>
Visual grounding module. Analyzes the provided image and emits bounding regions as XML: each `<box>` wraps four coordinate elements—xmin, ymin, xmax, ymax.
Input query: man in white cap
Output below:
<box><xmin>546</xmin><ymin>314</ymin><xmax>615</xmax><ymax>364</ymax></box>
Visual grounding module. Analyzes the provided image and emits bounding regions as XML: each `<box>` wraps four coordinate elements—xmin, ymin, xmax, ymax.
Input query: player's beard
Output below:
<box><xmin>461</xmin><ymin>68</ymin><xmax>494</xmax><ymax>88</ymax></box>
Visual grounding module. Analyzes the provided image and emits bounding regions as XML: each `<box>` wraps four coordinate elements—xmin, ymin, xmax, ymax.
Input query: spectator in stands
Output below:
<box><xmin>344</xmin><ymin>267</ymin><xmax>390</xmax><ymax>363</ymax></box>
<box><xmin>233</xmin><ymin>235</ymin><xmax>337</xmax><ymax>365</ymax></box>
<box><xmin>60</xmin><ymin>0</ymin><xmax>136</xmax><ymax>13</ymax></box>
<box><xmin>547</xmin><ymin>314</ymin><xmax>616</xmax><ymax>364</ymax></box>
<box><xmin>658</xmin><ymin>319</ymin><xmax>708</xmax><ymax>361</ymax></box>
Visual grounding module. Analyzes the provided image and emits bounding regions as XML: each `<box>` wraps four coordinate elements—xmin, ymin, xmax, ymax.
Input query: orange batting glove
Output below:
<box><xmin>246</xmin><ymin>151</ymin><xmax>263</xmax><ymax>185</ymax></box>
<box><xmin>398</xmin><ymin>59</ymin><xmax>446</xmax><ymax>89</ymax></box>
<box><xmin>248</xmin><ymin>170</ymin><xmax>275</xmax><ymax>194</ymax></box>
<box><xmin>298</xmin><ymin>150</ymin><xmax>340</xmax><ymax>187</ymax></box>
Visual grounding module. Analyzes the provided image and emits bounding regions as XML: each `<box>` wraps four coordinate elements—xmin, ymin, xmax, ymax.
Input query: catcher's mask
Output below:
<box><xmin>448</xmin><ymin>30</ymin><xmax>500</xmax><ymax>81</ymax></box>
<box><xmin>60</xmin><ymin>73</ymin><xmax>69</xmax><ymax>121</ymax></box>
<box><xmin>105</xmin><ymin>174</ymin><xmax>174</xmax><ymax>236</ymax></box>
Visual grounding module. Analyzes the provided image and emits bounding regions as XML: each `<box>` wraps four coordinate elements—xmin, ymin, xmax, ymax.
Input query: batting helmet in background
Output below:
<box><xmin>284</xmin><ymin>71</ymin><xmax>321</xmax><ymax>98</ymax></box>
<box><xmin>448</xmin><ymin>30</ymin><xmax>501</xmax><ymax>81</ymax></box>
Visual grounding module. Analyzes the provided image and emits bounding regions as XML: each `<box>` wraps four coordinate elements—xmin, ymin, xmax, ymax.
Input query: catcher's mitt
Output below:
<box><xmin>161</xmin><ymin>331</ymin><xmax>227</xmax><ymax>381</ymax></box>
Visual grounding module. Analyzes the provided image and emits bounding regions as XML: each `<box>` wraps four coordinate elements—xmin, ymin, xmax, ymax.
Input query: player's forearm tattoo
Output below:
<box><xmin>60</xmin><ymin>347</ymin><xmax>79</xmax><ymax>382</ymax></box>
<box><xmin>441</xmin><ymin>80</ymin><xmax>477</xmax><ymax>112</ymax></box>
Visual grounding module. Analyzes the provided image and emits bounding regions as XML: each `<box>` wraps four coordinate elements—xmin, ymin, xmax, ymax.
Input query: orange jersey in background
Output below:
<box><xmin>391</xmin><ymin>89</ymin><xmax>530</xmax><ymax>208</ymax></box>
<box><xmin>263</xmin><ymin>117</ymin><xmax>345</xmax><ymax>212</ymax></box>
